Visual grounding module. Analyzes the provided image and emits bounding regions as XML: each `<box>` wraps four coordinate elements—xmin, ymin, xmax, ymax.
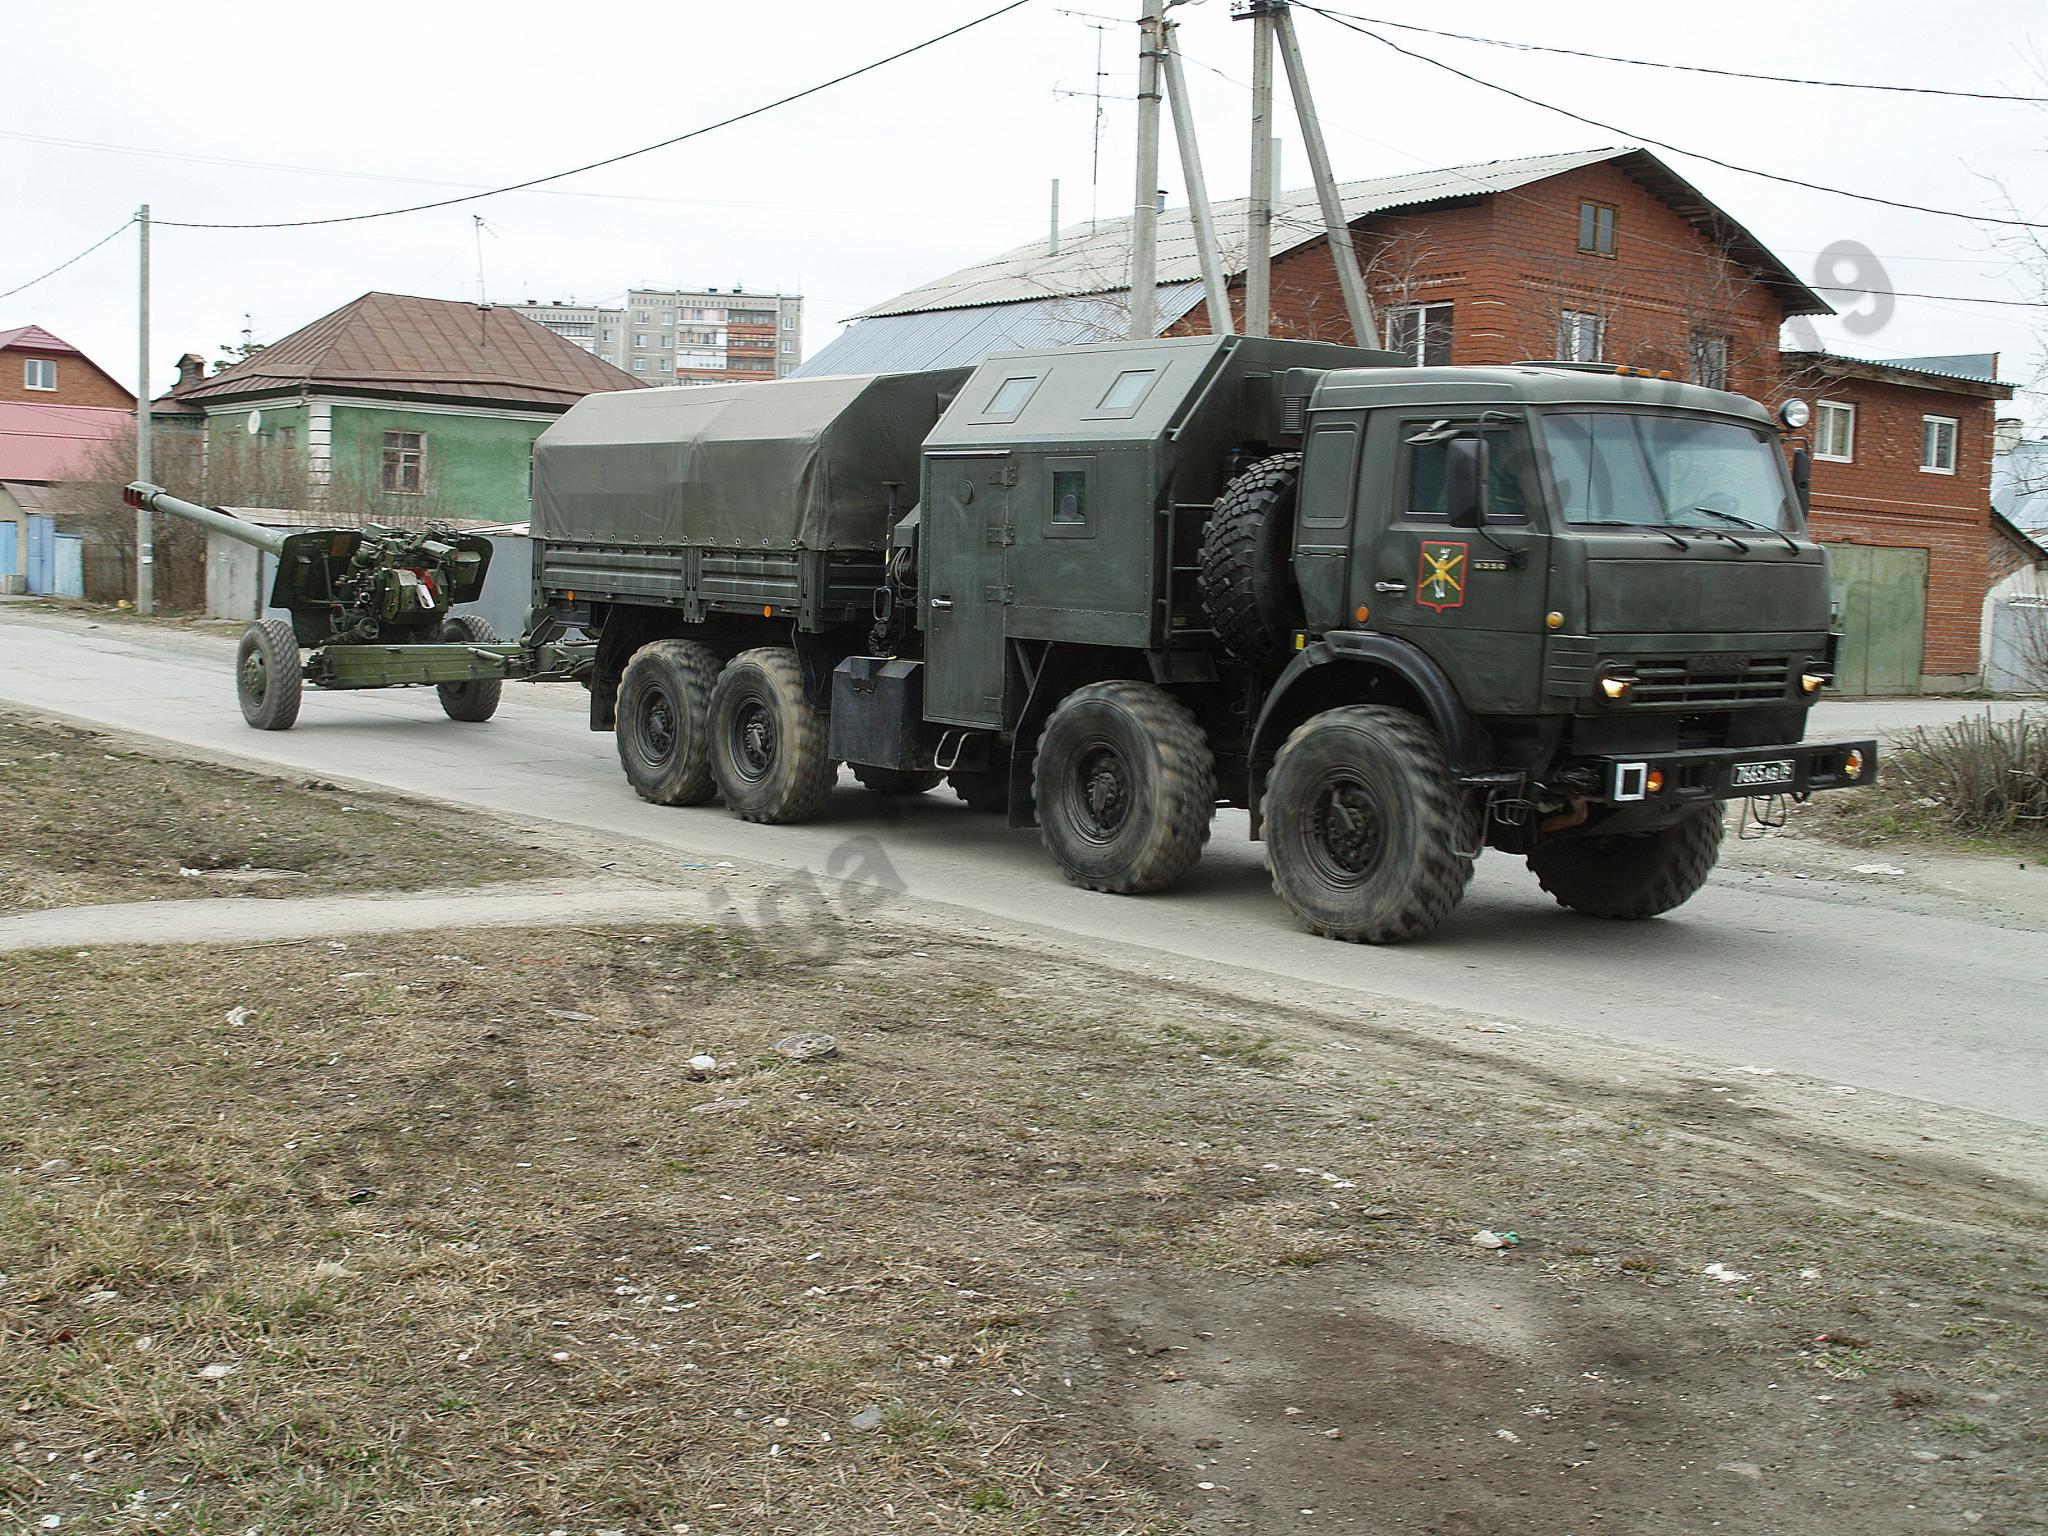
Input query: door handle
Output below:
<box><xmin>1373</xmin><ymin>581</ymin><xmax>1408</xmax><ymax>594</ymax></box>
<box><xmin>929</xmin><ymin>597</ymin><xmax>954</xmax><ymax>610</ymax></box>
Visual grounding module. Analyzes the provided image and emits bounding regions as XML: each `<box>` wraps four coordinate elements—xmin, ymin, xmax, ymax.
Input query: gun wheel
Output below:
<box><xmin>436</xmin><ymin>613</ymin><xmax>503</xmax><ymax>722</ymax></box>
<box><xmin>235</xmin><ymin>619</ymin><xmax>302</xmax><ymax>731</ymax></box>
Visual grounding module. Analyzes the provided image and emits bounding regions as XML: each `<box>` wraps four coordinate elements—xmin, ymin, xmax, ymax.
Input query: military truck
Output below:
<box><xmin>531</xmin><ymin>334</ymin><xmax>1874</xmax><ymax>943</ymax></box>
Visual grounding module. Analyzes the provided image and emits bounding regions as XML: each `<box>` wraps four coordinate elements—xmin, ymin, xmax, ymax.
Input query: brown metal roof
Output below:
<box><xmin>172</xmin><ymin>292</ymin><xmax>645</xmax><ymax>410</ymax></box>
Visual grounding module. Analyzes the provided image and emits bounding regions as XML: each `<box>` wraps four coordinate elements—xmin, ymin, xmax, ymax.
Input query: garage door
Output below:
<box><xmin>1827</xmin><ymin>544</ymin><xmax>1928</xmax><ymax>696</ymax></box>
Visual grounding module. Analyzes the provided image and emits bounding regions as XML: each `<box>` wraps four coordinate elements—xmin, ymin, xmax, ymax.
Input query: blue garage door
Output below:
<box><xmin>25</xmin><ymin>514</ymin><xmax>55</xmax><ymax>595</ymax></box>
<box><xmin>0</xmin><ymin>519</ymin><xmax>16</xmax><ymax>582</ymax></box>
<box><xmin>53</xmin><ymin>534</ymin><xmax>84</xmax><ymax>598</ymax></box>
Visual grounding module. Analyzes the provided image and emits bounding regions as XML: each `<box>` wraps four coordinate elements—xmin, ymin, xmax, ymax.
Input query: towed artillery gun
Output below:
<box><xmin>123</xmin><ymin>482</ymin><xmax>593</xmax><ymax>729</ymax></box>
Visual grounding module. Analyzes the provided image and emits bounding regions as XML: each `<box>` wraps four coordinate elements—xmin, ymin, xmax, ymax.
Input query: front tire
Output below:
<box><xmin>1264</xmin><ymin>705</ymin><xmax>1476</xmax><ymax>944</ymax></box>
<box><xmin>436</xmin><ymin>613</ymin><xmax>503</xmax><ymax>722</ymax></box>
<box><xmin>616</xmin><ymin>639</ymin><xmax>720</xmax><ymax>805</ymax></box>
<box><xmin>235</xmin><ymin>619</ymin><xmax>302</xmax><ymax>731</ymax></box>
<box><xmin>709</xmin><ymin>648</ymin><xmax>837</xmax><ymax>824</ymax></box>
<box><xmin>1527</xmin><ymin>806</ymin><xmax>1725</xmax><ymax>920</ymax></box>
<box><xmin>1034</xmin><ymin>681</ymin><xmax>1214</xmax><ymax>894</ymax></box>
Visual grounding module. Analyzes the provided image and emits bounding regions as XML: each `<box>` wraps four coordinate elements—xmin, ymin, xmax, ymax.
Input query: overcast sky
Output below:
<box><xmin>6</xmin><ymin>0</ymin><xmax>2043</xmax><ymax>411</ymax></box>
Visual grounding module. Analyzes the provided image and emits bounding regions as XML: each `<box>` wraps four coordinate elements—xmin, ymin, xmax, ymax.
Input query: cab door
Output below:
<box><xmin>1356</xmin><ymin>413</ymin><xmax>1552</xmax><ymax>713</ymax></box>
<box><xmin>922</xmin><ymin>449</ymin><xmax>1012</xmax><ymax>727</ymax></box>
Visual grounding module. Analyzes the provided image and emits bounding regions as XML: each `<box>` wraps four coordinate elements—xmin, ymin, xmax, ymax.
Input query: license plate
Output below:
<box><xmin>1732</xmin><ymin>758</ymin><xmax>1795</xmax><ymax>789</ymax></box>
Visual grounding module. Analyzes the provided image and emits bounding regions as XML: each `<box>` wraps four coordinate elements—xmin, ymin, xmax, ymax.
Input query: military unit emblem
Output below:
<box><xmin>1417</xmin><ymin>540</ymin><xmax>1469</xmax><ymax>612</ymax></box>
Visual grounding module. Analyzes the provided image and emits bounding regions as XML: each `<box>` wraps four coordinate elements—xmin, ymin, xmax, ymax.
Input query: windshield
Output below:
<box><xmin>1542</xmin><ymin>412</ymin><xmax>1797</xmax><ymax>531</ymax></box>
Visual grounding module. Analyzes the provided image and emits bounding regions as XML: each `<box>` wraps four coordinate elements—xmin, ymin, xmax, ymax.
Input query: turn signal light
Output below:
<box><xmin>1844</xmin><ymin>749</ymin><xmax>1865</xmax><ymax>780</ymax></box>
<box><xmin>1645</xmin><ymin>769</ymin><xmax>1666</xmax><ymax>794</ymax></box>
<box><xmin>1801</xmin><ymin>672</ymin><xmax>1828</xmax><ymax>694</ymax></box>
<box><xmin>1599</xmin><ymin>676</ymin><xmax>1634</xmax><ymax>700</ymax></box>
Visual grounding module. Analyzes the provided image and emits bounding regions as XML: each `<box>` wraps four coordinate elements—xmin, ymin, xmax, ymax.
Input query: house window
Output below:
<box><xmin>633</xmin><ymin>358</ymin><xmax>648</xmax><ymax>373</ymax></box>
<box><xmin>1558</xmin><ymin>309</ymin><xmax>1605</xmax><ymax>363</ymax></box>
<box><xmin>1921</xmin><ymin>415</ymin><xmax>1958</xmax><ymax>475</ymax></box>
<box><xmin>381</xmin><ymin>430</ymin><xmax>425</xmax><ymax>494</ymax></box>
<box><xmin>633</xmin><ymin>333</ymin><xmax>650</xmax><ymax>349</ymax></box>
<box><xmin>1688</xmin><ymin>332</ymin><xmax>1730</xmax><ymax>390</ymax></box>
<box><xmin>782</xmin><ymin>314</ymin><xmax>797</xmax><ymax>329</ymax></box>
<box><xmin>634</xmin><ymin>310</ymin><xmax>649</xmax><ymax>324</ymax></box>
<box><xmin>1384</xmin><ymin>302</ymin><xmax>1453</xmax><ymax>366</ymax></box>
<box><xmin>22</xmin><ymin>358</ymin><xmax>56</xmax><ymax>391</ymax></box>
<box><xmin>1578</xmin><ymin>201</ymin><xmax>1616</xmax><ymax>256</ymax></box>
<box><xmin>279</xmin><ymin>426</ymin><xmax>299</xmax><ymax>455</ymax></box>
<box><xmin>780</xmin><ymin>339</ymin><xmax>793</xmax><ymax>353</ymax></box>
<box><xmin>1815</xmin><ymin>401</ymin><xmax>1855</xmax><ymax>462</ymax></box>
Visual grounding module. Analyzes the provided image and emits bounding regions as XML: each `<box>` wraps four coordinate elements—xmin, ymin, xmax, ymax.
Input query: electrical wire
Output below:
<box><xmin>1298</xmin><ymin>6</ymin><xmax>2048</xmax><ymax>231</ymax></box>
<box><xmin>0</xmin><ymin>218</ymin><xmax>134</xmax><ymax>302</ymax></box>
<box><xmin>152</xmin><ymin>0</ymin><xmax>1034</xmax><ymax>230</ymax></box>
<box><xmin>1307</xmin><ymin>8</ymin><xmax>2048</xmax><ymax>103</ymax></box>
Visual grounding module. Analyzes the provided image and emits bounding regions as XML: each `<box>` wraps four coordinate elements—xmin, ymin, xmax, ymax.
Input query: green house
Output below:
<box><xmin>163</xmin><ymin>291</ymin><xmax>643</xmax><ymax>523</ymax></box>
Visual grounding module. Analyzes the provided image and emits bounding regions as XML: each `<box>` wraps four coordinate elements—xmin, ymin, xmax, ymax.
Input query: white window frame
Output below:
<box><xmin>1383</xmin><ymin>302</ymin><xmax>1453</xmax><ymax>366</ymax></box>
<box><xmin>1687</xmin><ymin>332</ymin><xmax>1730</xmax><ymax>391</ymax></box>
<box><xmin>1558</xmin><ymin>309</ymin><xmax>1605</xmax><ymax>364</ymax></box>
<box><xmin>380</xmin><ymin>430</ymin><xmax>426</xmax><ymax>495</ymax></box>
<box><xmin>632</xmin><ymin>357</ymin><xmax>648</xmax><ymax>373</ymax></box>
<box><xmin>22</xmin><ymin>358</ymin><xmax>56</xmax><ymax>391</ymax></box>
<box><xmin>1814</xmin><ymin>400</ymin><xmax>1855</xmax><ymax>462</ymax></box>
<box><xmin>1921</xmin><ymin>415</ymin><xmax>1958</xmax><ymax>476</ymax></box>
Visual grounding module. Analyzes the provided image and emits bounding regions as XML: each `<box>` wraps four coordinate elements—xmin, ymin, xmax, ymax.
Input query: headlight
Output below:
<box><xmin>1779</xmin><ymin>398</ymin><xmax>1811</xmax><ymax>430</ymax></box>
<box><xmin>1599</xmin><ymin>675</ymin><xmax>1635</xmax><ymax>700</ymax></box>
<box><xmin>1801</xmin><ymin>672</ymin><xmax>1829</xmax><ymax>694</ymax></box>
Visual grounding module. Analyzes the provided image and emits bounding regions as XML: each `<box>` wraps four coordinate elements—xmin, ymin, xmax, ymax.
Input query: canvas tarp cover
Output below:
<box><xmin>532</xmin><ymin>369</ymin><xmax>965</xmax><ymax>551</ymax></box>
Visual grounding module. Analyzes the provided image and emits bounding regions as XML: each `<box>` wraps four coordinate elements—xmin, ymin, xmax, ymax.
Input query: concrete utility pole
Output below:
<box><xmin>135</xmin><ymin>204</ymin><xmax>153</xmax><ymax>616</ymax></box>
<box><xmin>1243</xmin><ymin>4</ymin><xmax>1277</xmax><ymax>337</ymax></box>
<box><xmin>1049</xmin><ymin>178</ymin><xmax>1061</xmax><ymax>256</ymax></box>
<box><xmin>1273</xmin><ymin>5</ymin><xmax>1375</xmax><ymax>346</ymax></box>
<box><xmin>1161</xmin><ymin>16</ymin><xmax>1233</xmax><ymax>335</ymax></box>
<box><xmin>1126</xmin><ymin>0</ymin><xmax>1166</xmax><ymax>339</ymax></box>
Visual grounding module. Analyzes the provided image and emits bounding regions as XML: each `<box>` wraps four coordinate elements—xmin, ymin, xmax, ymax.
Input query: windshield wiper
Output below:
<box><xmin>1578</xmin><ymin>518</ymin><xmax>1689</xmax><ymax>551</ymax></box>
<box><xmin>1683</xmin><ymin>505</ymin><xmax>1798</xmax><ymax>555</ymax></box>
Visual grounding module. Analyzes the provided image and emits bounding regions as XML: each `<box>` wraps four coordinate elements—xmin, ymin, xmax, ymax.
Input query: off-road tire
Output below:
<box><xmin>1197</xmin><ymin>452</ymin><xmax>1304</xmax><ymax>672</ymax></box>
<box><xmin>1527</xmin><ymin>806</ymin><xmax>1725</xmax><ymax>920</ymax></box>
<box><xmin>1264</xmin><ymin>705</ymin><xmax>1477</xmax><ymax>944</ymax></box>
<box><xmin>616</xmin><ymin>639</ymin><xmax>720</xmax><ymax>806</ymax></box>
<box><xmin>235</xmin><ymin>619</ymin><xmax>302</xmax><ymax>731</ymax></box>
<box><xmin>709</xmin><ymin>647</ymin><xmax>837</xmax><ymax>824</ymax></box>
<box><xmin>853</xmin><ymin>764</ymin><xmax>944</xmax><ymax>796</ymax></box>
<box><xmin>435</xmin><ymin>613</ymin><xmax>503</xmax><ymax>722</ymax></box>
<box><xmin>1034</xmin><ymin>681</ymin><xmax>1215</xmax><ymax>894</ymax></box>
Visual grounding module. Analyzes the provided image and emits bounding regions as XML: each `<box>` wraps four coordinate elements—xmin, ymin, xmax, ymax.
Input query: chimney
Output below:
<box><xmin>1996</xmin><ymin>416</ymin><xmax>2024</xmax><ymax>456</ymax></box>
<box><xmin>175</xmin><ymin>353</ymin><xmax>205</xmax><ymax>391</ymax></box>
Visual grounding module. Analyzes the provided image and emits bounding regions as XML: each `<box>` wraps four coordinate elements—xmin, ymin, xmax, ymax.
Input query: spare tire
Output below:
<box><xmin>1197</xmin><ymin>452</ymin><xmax>1304</xmax><ymax>672</ymax></box>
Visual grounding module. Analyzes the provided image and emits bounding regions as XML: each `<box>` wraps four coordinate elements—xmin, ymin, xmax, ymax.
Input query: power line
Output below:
<box><xmin>153</xmin><ymin>1</ymin><xmax>1033</xmax><ymax>230</ymax></box>
<box><xmin>1299</xmin><ymin>6</ymin><xmax>2048</xmax><ymax>232</ymax></box>
<box><xmin>1308</xmin><ymin>8</ymin><xmax>2048</xmax><ymax>103</ymax></box>
<box><xmin>0</xmin><ymin>218</ymin><xmax>134</xmax><ymax>302</ymax></box>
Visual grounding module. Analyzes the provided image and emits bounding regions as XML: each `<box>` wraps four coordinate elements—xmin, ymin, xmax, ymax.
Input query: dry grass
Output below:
<box><xmin>1816</xmin><ymin>710</ymin><xmax>2048</xmax><ymax>857</ymax></box>
<box><xmin>0</xmin><ymin>713</ymin><xmax>554</xmax><ymax>911</ymax></box>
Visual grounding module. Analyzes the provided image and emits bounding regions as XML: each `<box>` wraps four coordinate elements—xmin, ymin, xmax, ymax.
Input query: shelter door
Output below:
<box><xmin>1828</xmin><ymin>544</ymin><xmax>1926</xmax><ymax>695</ymax></box>
<box><xmin>924</xmin><ymin>450</ymin><xmax>1012</xmax><ymax>728</ymax></box>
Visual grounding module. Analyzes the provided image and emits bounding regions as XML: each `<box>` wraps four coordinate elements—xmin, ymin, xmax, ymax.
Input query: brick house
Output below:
<box><xmin>0</xmin><ymin>324</ymin><xmax>134</xmax><ymax>409</ymax></box>
<box><xmin>0</xmin><ymin>325</ymin><xmax>135</xmax><ymax>590</ymax></box>
<box><xmin>806</xmin><ymin>146</ymin><xmax>2010</xmax><ymax>692</ymax></box>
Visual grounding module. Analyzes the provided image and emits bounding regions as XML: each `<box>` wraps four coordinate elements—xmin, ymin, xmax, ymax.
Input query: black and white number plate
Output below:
<box><xmin>1731</xmin><ymin>758</ymin><xmax>1795</xmax><ymax>789</ymax></box>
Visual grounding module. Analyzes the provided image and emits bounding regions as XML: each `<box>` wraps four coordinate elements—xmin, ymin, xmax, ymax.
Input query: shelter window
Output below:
<box><xmin>23</xmin><ymin>358</ymin><xmax>56</xmax><ymax>391</ymax></box>
<box><xmin>981</xmin><ymin>375</ymin><xmax>1040</xmax><ymax>421</ymax></box>
<box><xmin>1815</xmin><ymin>401</ymin><xmax>1855</xmax><ymax>462</ymax></box>
<box><xmin>1578</xmin><ymin>201</ymin><xmax>1616</xmax><ymax>256</ymax></box>
<box><xmin>1921</xmin><ymin>415</ymin><xmax>1957</xmax><ymax>475</ymax></box>
<box><xmin>1097</xmin><ymin>368</ymin><xmax>1158</xmax><ymax>413</ymax></box>
<box><xmin>381</xmin><ymin>430</ymin><xmax>426</xmax><ymax>495</ymax></box>
<box><xmin>1052</xmin><ymin>470</ymin><xmax>1088</xmax><ymax>525</ymax></box>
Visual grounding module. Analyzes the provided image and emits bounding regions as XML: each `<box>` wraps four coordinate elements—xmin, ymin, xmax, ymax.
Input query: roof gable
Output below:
<box><xmin>855</xmin><ymin>146</ymin><xmax>1827</xmax><ymax>321</ymax></box>
<box><xmin>173</xmin><ymin>292</ymin><xmax>646</xmax><ymax>410</ymax></box>
<box><xmin>0</xmin><ymin>324</ymin><xmax>84</xmax><ymax>357</ymax></box>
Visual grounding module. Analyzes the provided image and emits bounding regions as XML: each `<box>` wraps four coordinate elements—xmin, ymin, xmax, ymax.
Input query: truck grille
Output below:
<box><xmin>1628</xmin><ymin>653</ymin><xmax>1792</xmax><ymax>705</ymax></box>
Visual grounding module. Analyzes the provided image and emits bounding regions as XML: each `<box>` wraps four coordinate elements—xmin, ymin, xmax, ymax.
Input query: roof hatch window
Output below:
<box><xmin>1097</xmin><ymin>368</ymin><xmax>1158</xmax><ymax>413</ymax></box>
<box><xmin>981</xmin><ymin>375</ymin><xmax>1040</xmax><ymax>420</ymax></box>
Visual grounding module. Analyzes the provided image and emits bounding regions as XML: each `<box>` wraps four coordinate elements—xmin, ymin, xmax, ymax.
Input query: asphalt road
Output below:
<box><xmin>3</xmin><ymin>608</ymin><xmax>2042</xmax><ymax>1126</ymax></box>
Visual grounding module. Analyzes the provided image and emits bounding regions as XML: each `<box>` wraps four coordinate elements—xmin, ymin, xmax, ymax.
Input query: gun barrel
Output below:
<box><xmin>123</xmin><ymin>482</ymin><xmax>294</xmax><ymax>557</ymax></box>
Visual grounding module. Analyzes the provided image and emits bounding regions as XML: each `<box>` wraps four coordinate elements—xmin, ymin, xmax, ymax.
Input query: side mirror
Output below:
<box><xmin>1790</xmin><ymin>446</ymin><xmax>1812</xmax><ymax>518</ymax></box>
<box><xmin>1444</xmin><ymin>436</ymin><xmax>1489</xmax><ymax>528</ymax></box>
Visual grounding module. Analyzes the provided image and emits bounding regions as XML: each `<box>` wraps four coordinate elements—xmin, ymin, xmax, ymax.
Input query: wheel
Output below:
<box><xmin>1264</xmin><ymin>705</ymin><xmax>1476</xmax><ymax>944</ymax></box>
<box><xmin>1527</xmin><ymin>806</ymin><xmax>1725</xmax><ymax>920</ymax></box>
<box><xmin>616</xmin><ymin>639</ymin><xmax>720</xmax><ymax>805</ymax></box>
<box><xmin>708</xmin><ymin>647</ymin><xmax>837</xmax><ymax>824</ymax></box>
<box><xmin>435</xmin><ymin>613</ymin><xmax>503</xmax><ymax>722</ymax></box>
<box><xmin>1033</xmin><ymin>681</ymin><xmax>1214</xmax><ymax>895</ymax></box>
<box><xmin>1197</xmin><ymin>452</ymin><xmax>1303</xmax><ymax>672</ymax></box>
<box><xmin>235</xmin><ymin>619</ymin><xmax>302</xmax><ymax>731</ymax></box>
<box><xmin>853</xmin><ymin>764</ymin><xmax>943</xmax><ymax>795</ymax></box>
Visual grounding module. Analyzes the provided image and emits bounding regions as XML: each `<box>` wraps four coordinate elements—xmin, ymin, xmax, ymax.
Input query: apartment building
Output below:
<box><xmin>515</xmin><ymin>287</ymin><xmax>803</xmax><ymax>385</ymax></box>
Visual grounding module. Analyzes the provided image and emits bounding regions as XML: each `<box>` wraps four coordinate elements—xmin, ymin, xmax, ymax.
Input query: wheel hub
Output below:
<box><xmin>1307</xmin><ymin>773</ymin><xmax>1384</xmax><ymax>883</ymax></box>
<box><xmin>240</xmin><ymin>651</ymin><xmax>267</xmax><ymax>698</ymax></box>
<box><xmin>736</xmin><ymin>699</ymin><xmax>776</xmax><ymax>780</ymax></box>
<box><xmin>1075</xmin><ymin>744</ymin><xmax>1131</xmax><ymax>840</ymax></box>
<box><xmin>640</xmin><ymin>689</ymin><xmax>677</xmax><ymax>762</ymax></box>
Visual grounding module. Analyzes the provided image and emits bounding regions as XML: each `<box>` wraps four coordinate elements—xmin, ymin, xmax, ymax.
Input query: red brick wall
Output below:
<box><xmin>0</xmin><ymin>346</ymin><xmax>134</xmax><ymax>408</ymax></box>
<box><xmin>1784</xmin><ymin>373</ymin><xmax>1997</xmax><ymax>680</ymax></box>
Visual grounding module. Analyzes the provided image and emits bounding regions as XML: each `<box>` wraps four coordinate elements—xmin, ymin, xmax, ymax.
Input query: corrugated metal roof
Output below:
<box><xmin>175</xmin><ymin>292</ymin><xmax>646</xmax><ymax>410</ymax></box>
<box><xmin>854</xmin><ymin>147</ymin><xmax>1827</xmax><ymax>320</ymax></box>
<box><xmin>1784</xmin><ymin>349</ymin><xmax>2014</xmax><ymax>399</ymax></box>
<box><xmin>0</xmin><ymin>401</ymin><xmax>130</xmax><ymax>482</ymax></box>
<box><xmin>795</xmin><ymin>284</ymin><xmax>1206</xmax><ymax>379</ymax></box>
<box><xmin>1883</xmin><ymin>353</ymin><xmax>2001</xmax><ymax>384</ymax></box>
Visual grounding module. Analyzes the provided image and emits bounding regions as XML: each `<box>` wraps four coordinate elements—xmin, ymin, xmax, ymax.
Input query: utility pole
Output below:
<box><xmin>1161</xmin><ymin>16</ymin><xmax>1233</xmax><ymax>335</ymax></box>
<box><xmin>1126</xmin><ymin>0</ymin><xmax>1166</xmax><ymax>339</ymax></box>
<box><xmin>1243</xmin><ymin>4</ymin><xmax>1277</xmax><ymax>337</ymax></box>
<box><xmin>135</xmin><ymin>204</ymin><xmax>153</xmax><ymax>616</ymax></box>
<box><xmin>1272</xmin><ymin>5</ymin><xmax>1375</xmax><ymax>345</ymax></box>
<box><xmin>1049</xmin><ymin>177</ymin><xmax>1061</xmax><ymax>256</ymax></box>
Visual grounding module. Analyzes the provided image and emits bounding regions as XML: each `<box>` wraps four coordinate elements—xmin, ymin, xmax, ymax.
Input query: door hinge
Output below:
<box><xmin>993</xmin><ymin>464</ymin><xmax>1018</xmax><ymax>487</ymax></box>
<box><xmin>983</xmin><ymin>582</ymin><xmax>1015</xmax><ymax>604</ymax></box>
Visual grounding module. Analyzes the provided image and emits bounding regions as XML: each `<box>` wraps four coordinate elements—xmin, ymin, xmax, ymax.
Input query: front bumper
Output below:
<box><xmin>1587</xmin><ymin>737</ymin><xmax>1876</xmax><ymax>805</ymax></box>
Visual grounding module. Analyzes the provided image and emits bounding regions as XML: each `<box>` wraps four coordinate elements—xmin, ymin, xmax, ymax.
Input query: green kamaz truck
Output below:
<box><xmin>531</xmin><ymin>334</ymin><xmax>1874</xmax><ymax>943</ymax></box>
